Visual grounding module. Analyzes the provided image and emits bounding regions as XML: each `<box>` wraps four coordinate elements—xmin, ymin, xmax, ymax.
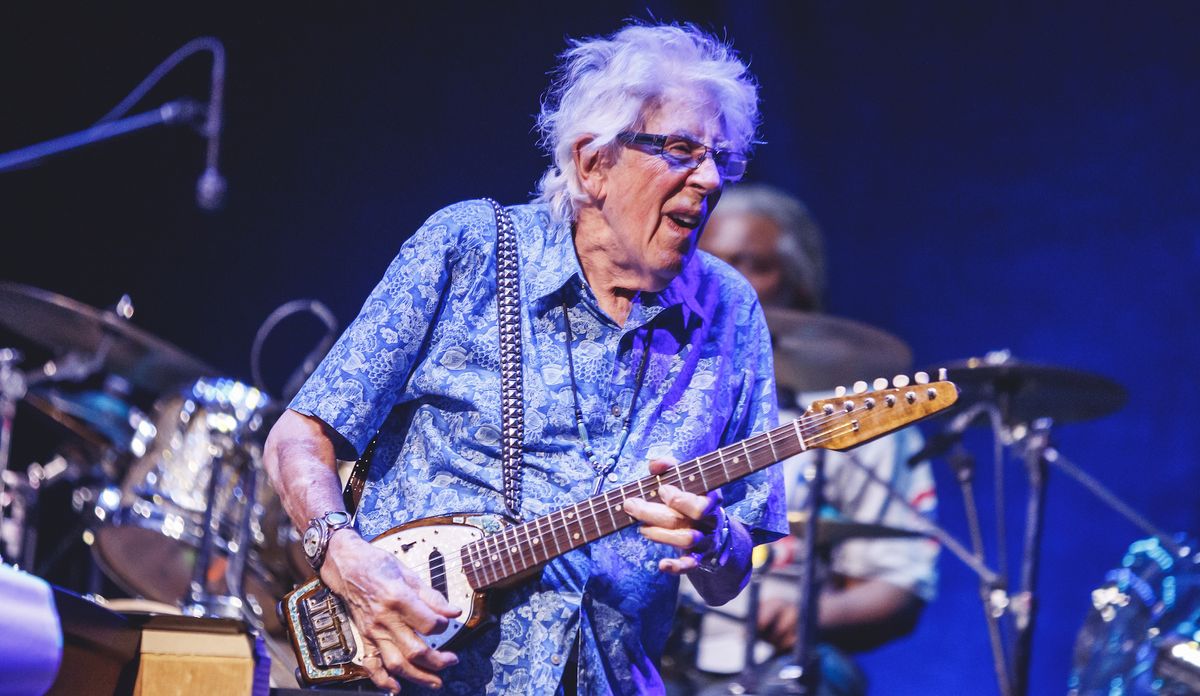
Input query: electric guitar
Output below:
<box><xmin>281</xmin><ymin>375</ymin><xmax>958</xmax><ymax>685</ymax></box>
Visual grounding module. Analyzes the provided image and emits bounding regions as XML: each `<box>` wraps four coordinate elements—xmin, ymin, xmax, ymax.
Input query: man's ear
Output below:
<box><xmin>573</xmin><ymin>136</ymin><xmax>606</xmax><ymax>202</ymax></box>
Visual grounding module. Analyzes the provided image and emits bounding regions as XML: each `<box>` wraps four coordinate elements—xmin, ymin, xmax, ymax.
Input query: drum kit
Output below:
<box><xmin>0</xmin><ymin>279</ymin><xmax>1192</xmax><ymax>694</ymax></box>
<box><xmin>669</xmin><ymin>308</ymin><xmax>1193</xmax><ymax>696</ymax></box>
<box><xmin>0</xmin><ymin>281</ymin><xmax>312</xmax><ymax>641</ymax></box>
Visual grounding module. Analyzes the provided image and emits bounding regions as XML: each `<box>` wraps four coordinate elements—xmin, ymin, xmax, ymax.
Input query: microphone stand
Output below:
<box><xmin>0</xmin><ymin>100</ymin><xmax>205</xmax><ymax>174</ymax></box>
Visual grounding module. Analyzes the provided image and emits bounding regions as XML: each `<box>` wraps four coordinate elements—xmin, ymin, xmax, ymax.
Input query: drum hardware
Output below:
<box><xmin>920</xmin><ymin>351</ymin><xmax>1170</xmax><ymax>696</ymax></box>
<box><xmin>762</xmin><ymin>307</ymin><xmax>912</xmax><ymax>394</ymax></box>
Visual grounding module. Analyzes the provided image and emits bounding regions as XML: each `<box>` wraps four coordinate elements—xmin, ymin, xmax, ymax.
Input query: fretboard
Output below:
<box><xmin>460</xmin><ymin>417</ymin><xmax>812</xmax><ymax>590</ymax></box>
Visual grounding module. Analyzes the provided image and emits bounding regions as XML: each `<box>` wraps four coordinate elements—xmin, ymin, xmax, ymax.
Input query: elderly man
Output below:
<box><xmin>264</xmin><ymin>24</ymin><xmax>786</xmax><ymax>695</ymax></box>
<box><xmin>688</xmin><ymin>184</ymin><xmax>938</xmax><ymax>693</ymax></box>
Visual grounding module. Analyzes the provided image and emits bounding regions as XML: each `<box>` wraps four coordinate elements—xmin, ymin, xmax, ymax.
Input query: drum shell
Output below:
<box><xmin>89</xmin><ymin>379</ymin><xmax>290</xmax><ymax>633</ymax></box>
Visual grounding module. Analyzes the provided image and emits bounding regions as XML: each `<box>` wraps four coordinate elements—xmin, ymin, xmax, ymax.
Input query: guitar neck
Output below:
<box><xmin>460</xmin><ymin>379</ymin><xmax>956</xmax><ymax>590</ymax></box>
<box><xmin>461</xmin><ymin>420</ymin><xmax>803</xmax><ymax>589</ymax></box>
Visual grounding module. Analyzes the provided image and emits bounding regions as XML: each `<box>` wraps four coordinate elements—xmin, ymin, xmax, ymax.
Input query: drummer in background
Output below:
<box><xmin>690</xmin><ymin>183</ymin><xmax>940</xmax><ymax>694</ymax></box>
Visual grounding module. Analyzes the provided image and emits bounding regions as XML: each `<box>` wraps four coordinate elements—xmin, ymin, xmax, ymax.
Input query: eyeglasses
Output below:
<box><xmin>618</xmin><ymin>131</ymin><xmax>749</xmax><ymax>182</ymax></box>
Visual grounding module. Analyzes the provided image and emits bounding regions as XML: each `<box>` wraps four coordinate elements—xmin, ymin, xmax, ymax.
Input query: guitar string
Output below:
<box><xmin>392</xmin><ymin>392</ymin><xmax>938</xmax><ymax>586</ymax></box>
<box><xmin>395</xmin><ymin>418</ymin><xmax>866</xmax><ymax>587</ymax></box>
<box><xmin>386</xmin><ymin>390</ymin><xmax>951</xmax><ymax>586</ymax></box>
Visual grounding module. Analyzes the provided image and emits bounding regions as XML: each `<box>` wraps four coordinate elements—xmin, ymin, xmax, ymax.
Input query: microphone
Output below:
<box><xmin>907</xmin><ymin>401</ymin><xmax>991</xmax><ymax>467</ymax></box>
<box><xmin>196</xmin><ymin>39</ymin><xmax>227</xmax><ymax>211</ymax></box>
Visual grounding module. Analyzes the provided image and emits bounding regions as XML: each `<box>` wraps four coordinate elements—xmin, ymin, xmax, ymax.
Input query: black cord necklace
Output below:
<box><xmin>561</xmin><ymin>299</ymin><xmax>654</xmax><ymax>479</ymax></box>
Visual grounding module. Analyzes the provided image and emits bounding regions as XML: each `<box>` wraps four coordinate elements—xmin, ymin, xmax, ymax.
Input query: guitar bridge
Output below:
<box><xmin>299</xmin><ymin>586</ymin><xmax>358</xmax><ymax>668</ymax></box>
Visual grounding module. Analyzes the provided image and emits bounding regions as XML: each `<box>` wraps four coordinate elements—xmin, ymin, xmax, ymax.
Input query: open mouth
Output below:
<box><xmin>666</xmin><ymin>212</ymin><xmax>701</xmax><ymax>229</ymax></box>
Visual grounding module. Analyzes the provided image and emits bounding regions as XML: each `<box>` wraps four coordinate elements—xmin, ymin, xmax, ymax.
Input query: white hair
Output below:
<box><xmin>534</xmin><ymin>23</ymin><xmax>760</xmax><ymax>224</ymax></box>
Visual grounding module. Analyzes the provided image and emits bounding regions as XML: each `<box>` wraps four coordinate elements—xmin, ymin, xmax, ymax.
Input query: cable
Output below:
<box><xmin>249</xmin><ymin>299</ymin><xmax>339</xmax><ymax>400</ymax></box>
<box><xmin>94</xmin><ymin>37</ymin><xmax>224</xmax><ymax>127</ymax></box>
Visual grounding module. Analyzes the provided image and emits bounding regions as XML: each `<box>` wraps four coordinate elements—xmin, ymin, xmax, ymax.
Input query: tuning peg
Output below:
<box><xmin>892</xmin><ymin>374</ymin><xmax>910</xmax><ymax>388</ymax></box>
<box><xmin>872</xmin><ymin>377</ymin><xmax>888</xmax><ymax>391</ymax></box>
<box><xmin>852</xmin><ymin>380</ymin><xmax>868</xmax><ymax>394</ymax></box>
<box><xmin>938</xmin><ymin>367</ymin><xmax>948</xmax><ymax>381</ymax></box>
<box><xmin>835</xmin><ymin>385</ymin><xmax>847</xmax><ymax>397</ymax></box>
<box><xmin>914</xmin><ymin>371</ymin><xmax>930</xmax><ymax>385</ymax></box>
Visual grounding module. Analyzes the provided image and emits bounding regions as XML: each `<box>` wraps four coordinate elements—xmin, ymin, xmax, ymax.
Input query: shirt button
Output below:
<box><xmin>610</xmin><ymin>403</ymin><xmax>621</xmax><ymax>417</ymax></box>
<box><xmin>551</xmin><ymin>655</ymin><xmax>562</xmax><ymax>665</ymax></box>
<box><xmin>606</xmin><ymin>473</ymin><xmax>617</xmax><ymax>483</ymax></box>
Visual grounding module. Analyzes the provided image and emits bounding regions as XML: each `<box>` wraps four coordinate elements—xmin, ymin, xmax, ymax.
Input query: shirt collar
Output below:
<box><xmin>520</xmin><ymin>207</ymin><xmax>711</xmax><ymax>326</ymax></box>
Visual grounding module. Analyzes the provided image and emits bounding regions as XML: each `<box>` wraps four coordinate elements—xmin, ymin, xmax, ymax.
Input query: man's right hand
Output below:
<box><xmin>320</xmin><ymin>529</ymin><xmax>462</xmax><ymax>692</ymax></box>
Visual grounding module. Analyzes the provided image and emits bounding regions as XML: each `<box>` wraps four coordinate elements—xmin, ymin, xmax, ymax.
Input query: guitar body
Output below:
<box><xmin>281</xmin><ymin>513</ymin><xmax>508</xmax><ymax>685</ymax></box>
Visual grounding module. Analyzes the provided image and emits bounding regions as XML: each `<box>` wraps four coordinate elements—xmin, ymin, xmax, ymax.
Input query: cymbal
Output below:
<box><xmin>932</xmin><ymin>353</ymin><xmax>1127</xmax><ymax>424</ymax></box>
<box><xmin>786</xmin><ymin>510</ymin><xmax>930</xmax><ymax>547</ymax></box>
<box><xmin>0</xmin><ymin>282</ymin><xmax>217</xmax><ymax>392</ymax></box>
<box><xmin>763</xmin><ymin>307</ymin><xmax>912</xmax><ymax>394</ymax></box>
<box><xmin>23</xmin><ymin>386</ymin><xmax>141</xmax><ymax>452</ymax></box>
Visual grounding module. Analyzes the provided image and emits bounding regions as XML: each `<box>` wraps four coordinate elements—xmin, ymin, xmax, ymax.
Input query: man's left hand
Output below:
<box><xmin>623</xmin><ymin>459</ymin><xmax>725</xmax><ymax>574</ymax></box>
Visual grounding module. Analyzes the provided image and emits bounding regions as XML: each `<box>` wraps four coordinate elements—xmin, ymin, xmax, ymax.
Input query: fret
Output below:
<box><xmin>523</xmin><ymin>516</ymin><xmax>544</xmax><ymax>567</ymax></box>
<box><xmin>564</xmin><ymin>505</ymin><xmax>585</xmax><ymax>546</ymax></box>
<box><xmin>584</xmin><ymin>494</ymin><xmax>601</xmax><ymax>541</ymax></box>
<box><xmin>494</xmin><ymin>529</ymin><xmax>516</xmax><ymax>579</ymax></box>
<box><xmin>547</xmin><ymin>510</ymin><xmax>564</xmax><ymax>557</ymax></box>
<box><xmin>766</xmin><ymin>428</ymin><xmax>780</xmax><ymax>462</ymax></box>
<box><xmin>522</xmin><ymin>517</ymin><xmax>542</xmax><ymax>569</ymax></box>
<box><xmin>741</xmin><ymin>439</ymin><xmax>755</xmax><ymax>474</ymax></box>
<box><xmin>602</xmin><ymin>488</ymin><xmax>620</xmax><ymax>536</ymax></box>
<box><xmin>791</xmin><ymin>418</ymin><xmax>809</xmax><ymax>452</ymax></box>
<box><xmin>716</xmin><ymin>448</ymin><xmax>731</xmax><ymax>484</ymax></box>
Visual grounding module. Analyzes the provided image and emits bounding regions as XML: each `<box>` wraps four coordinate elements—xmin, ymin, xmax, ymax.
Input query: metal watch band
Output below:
<box><xmin>306</xmin><ymin>510</ymin><xmax>353</xmax><ymax>572</ymax></box>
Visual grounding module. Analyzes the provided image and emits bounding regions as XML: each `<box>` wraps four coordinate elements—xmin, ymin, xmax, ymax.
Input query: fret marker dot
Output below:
<box><xmin>491</xmin><ymin>554</ymin><xmax>498</xmax><ymax>561</ymax></box>
<box><xmin>614</xmin><ymin>504</ymin><xmax>622</xmax><ymax>512</ymax></box>
<box><xmin>573</xmin><ymin>533</ymin><xmax>581</xmax><ymax>540</ymax></box>
<box><xmin>689</xmin><ymin>474</ymin><xmax>695</xmax><ymax>481</ymax></box>
<box><xmin>567</xmin><ymin>512</ymin><xmax>574</xmax><ymax>518</ymax></box>
<box><xmin>649</xmin><ymin>491</ymin><xmax>657</xmax><ymax>498</ymax></box>
<box><xmin>532</xmin><ymin>538</ymin><xmax>540</xmax><ymax>545</ymax></box>
<box><xmin>509</xmin><ymin>548</ymin><xmax>517</xmax><ymax>554</ymax></box>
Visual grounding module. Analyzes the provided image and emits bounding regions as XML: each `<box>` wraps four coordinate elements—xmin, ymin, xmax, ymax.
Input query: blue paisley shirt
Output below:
<box><xmin>290</xmin><ymin>200</ymin><xmax>787</xmax><ymax>695</ymax></box>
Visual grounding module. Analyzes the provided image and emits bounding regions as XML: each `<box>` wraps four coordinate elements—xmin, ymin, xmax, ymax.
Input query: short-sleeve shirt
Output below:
<box><xmin>290</xmin><ymin>200</ymin><xmax>787</xmax><ymax>695</ymax></box>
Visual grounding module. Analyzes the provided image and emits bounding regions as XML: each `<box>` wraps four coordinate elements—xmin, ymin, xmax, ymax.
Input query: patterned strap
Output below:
<box><xmin>340</xmin><ymin>200</ymin><xmax>525</xmax><ymax>521</ymax></box>
<box><xmin>487</xmin><ymin>197</ymin><xmax>525</xmax><ymax>520</ymax></box>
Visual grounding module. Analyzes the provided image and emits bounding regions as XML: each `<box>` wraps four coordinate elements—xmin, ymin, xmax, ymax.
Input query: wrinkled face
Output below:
<box><xmin>595</xmin><ymin>99</ymin><xmax>730</xmax><ymax>291</ymax></box>
<box><xmin>699</xmin><ymin>209</ymin><xmax>786</xmax><ymax>304</ymax></box>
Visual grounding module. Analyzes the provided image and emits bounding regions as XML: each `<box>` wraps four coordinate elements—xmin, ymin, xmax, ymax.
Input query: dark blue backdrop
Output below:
<box><xmin>1</xmin><ymin>4</ymin><xmax>1196</xmax><ymax>694</ymax></box>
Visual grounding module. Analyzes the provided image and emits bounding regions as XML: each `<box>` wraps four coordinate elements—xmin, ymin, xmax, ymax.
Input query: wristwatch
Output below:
<box><xmin>302</xmin><ymin>511</ymin><xmax>354</xmax><ymax>572</ymax></box>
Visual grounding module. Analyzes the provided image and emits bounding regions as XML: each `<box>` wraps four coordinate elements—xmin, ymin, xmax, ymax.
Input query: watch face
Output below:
<box><xmin>303</xmin><ymin>525</ymin><xmax>322</xmax><ymax>559</ymax></box>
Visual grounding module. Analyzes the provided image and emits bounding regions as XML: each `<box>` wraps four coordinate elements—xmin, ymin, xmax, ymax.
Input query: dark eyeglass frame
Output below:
<box><xmin>617</xmin><ymin>131</ymin><xmax>749</xmax><ymax>181</ymax></box>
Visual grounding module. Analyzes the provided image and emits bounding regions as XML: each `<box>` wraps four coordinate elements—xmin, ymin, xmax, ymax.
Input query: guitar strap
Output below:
<box><xmin>339</xmin><ymin>199</ymin><xmax>525</xmax><ymax>520</ymax></box>
<box><xmin>488</xmin><ymin>197</ymin><xmax>526</xmax><ymax>520</ymax></box>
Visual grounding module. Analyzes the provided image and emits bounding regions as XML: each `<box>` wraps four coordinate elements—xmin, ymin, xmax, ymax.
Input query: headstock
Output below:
<box><xmin>804</xmin><ymin>370</ymin><xmax>959</xmax><ymax>451</ymax></box>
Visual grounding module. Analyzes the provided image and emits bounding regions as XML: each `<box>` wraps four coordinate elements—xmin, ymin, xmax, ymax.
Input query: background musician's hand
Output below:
<box><xmin>321</xmin><ymin>530</ymin><xmax>462</xmax><ymax>692</ymax></box>
<box><xmin>623</xmin><ymin>459</ymin><xmax>725</xmax><ymax>575</ymax></box>
<box><xmin>757</xmin><ymin>595</ymin><xmax>800</xmax><ymax>652</ymax></box>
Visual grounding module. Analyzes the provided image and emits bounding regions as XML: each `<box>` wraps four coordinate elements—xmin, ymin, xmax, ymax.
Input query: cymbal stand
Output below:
<box><xmin>760</xmin><ymin>449</ymin><xmax>827</xmax><ymax>695</ymax></box>
<box><xmin>1008</xmin><ymin>418</ymin><xmax>1054</xmax><ymax>696</ymax></box>
<box><xmin>942</xmin><ymin>408</ymin><xmax>1013</xmax><ymax>696</ymax></box>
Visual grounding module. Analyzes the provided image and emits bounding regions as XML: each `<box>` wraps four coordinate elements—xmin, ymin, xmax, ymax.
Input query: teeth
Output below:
<box><xmin>668</xmin><ymin>213</ymin><xmax>699</xmax><ymax>228</ymax></box>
